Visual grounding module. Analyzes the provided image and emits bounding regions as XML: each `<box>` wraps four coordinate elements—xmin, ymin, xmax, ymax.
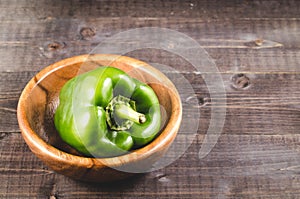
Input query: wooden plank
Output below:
<box><xmin>0</xmin><ymin>0</ymin><xmax>300</xmax><ymax>21</ymax></box>
<box><xmin>1</xmin><ymin>17</ymin><xmax>300</xmax><ymax>72</ymax></box>
<box><xmin>1</xmin><ymin>134</ymin><xmax>300</xmax><ymax>198</ymax></box>
<box><xmin>1</xmin><ymin>47</ymin><xmax>300</xmax><ymax>73</ymax></box>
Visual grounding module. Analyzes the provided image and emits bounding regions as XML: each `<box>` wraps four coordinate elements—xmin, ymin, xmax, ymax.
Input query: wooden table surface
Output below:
<box><xmin>1</xmin><ymin>0</ymin><xmax>300</xmax><ymax>198</ymax></box>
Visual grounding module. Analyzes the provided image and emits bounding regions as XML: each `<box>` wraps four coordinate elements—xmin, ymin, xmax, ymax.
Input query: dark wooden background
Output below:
<box><xmin>1</xmin><ymin>0</ymin><xmax>300</xmax><ymax>198</ymax></box>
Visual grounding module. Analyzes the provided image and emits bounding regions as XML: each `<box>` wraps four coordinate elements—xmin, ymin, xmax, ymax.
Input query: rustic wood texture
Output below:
<box><xmin>1</xmin><ymin>0</ymin><xmax>300</xmax><ymax>198</ymax></box>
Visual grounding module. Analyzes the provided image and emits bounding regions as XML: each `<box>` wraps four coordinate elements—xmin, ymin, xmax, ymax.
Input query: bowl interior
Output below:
<box><xmin>23</xmin><ymin>55</ymin><xmax>177</xmax><ymax>158</ymax></box>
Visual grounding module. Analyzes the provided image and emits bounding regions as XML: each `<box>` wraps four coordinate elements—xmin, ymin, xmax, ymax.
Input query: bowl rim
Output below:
<box><xmin>17</xmin><ymin>54</ymin><xmax>182</xmax><ymax>169</ymax></box>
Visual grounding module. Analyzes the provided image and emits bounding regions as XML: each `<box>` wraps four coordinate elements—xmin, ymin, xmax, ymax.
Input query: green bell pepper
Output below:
<box><xmin>54</xmin><ymin>66</ymin><xmax>161</xmax><ymax>157</ymax></box>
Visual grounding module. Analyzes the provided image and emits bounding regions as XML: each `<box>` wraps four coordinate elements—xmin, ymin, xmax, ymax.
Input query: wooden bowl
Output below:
<box><xmin>17</xmin><ymin>54</ymin><xmax>182</xmax><ymax>182</ymax></box>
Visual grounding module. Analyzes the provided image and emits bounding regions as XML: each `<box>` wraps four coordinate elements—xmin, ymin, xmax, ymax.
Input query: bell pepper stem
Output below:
<box><xmin>106</xmin><ymin>95</ymin><xmax>147</xmax><ymax>130</ymax></box>
<box><xmin>114</xmin><ymin>104</ymin><xmax>146</xmax><ymax>124</ymax></box>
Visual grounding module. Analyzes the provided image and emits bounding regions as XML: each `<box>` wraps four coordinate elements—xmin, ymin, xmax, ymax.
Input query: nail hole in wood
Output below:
<box><xmin>254</xmin><ymin>39</ymin><xmax>264</xmax><ymax>46</ymax></box>
<box><xmin>47</xmin><ymin>41</ymin><xmax>65</xmax><ymax>51</ymax></box>
<box><xmin>80</xmin><ymin>27</ymin><xmax>96</xmax><ymax>40</ymax></box>
<box><xmin>198</xmin><ymin>97</ymin><xmax>209</xmax><ymax>106</ymax></box>
<box><xmin>0</xmin><ymin>132</ymin><xmax>8</xmax><ymax>140</ymax></box>
<box><xmin>231</xmin><ymin>73</ymin><xmax>251</xmax><ymax>89</ymax></box>
<box><xmin>185</xmin><ymin>95</ymin><xmax>209</xmax><ymax>107</ymax></box>
<box><xmin>244</xmin><ymin>39</ymin><xmax>264</xmax><ymax>47</ymax></box>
